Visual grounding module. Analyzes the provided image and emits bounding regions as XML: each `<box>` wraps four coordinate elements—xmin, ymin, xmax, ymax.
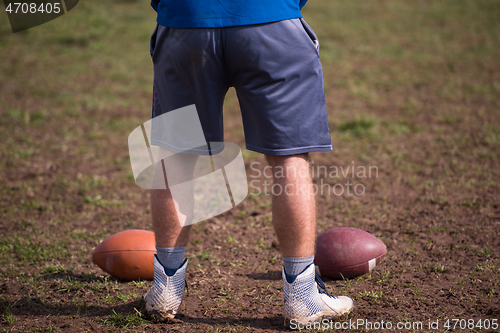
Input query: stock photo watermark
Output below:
<box><xmin>290</xmin><ymin>317</ymin><xmax>499</xmax><ymax>331</ymax></box>
<box><xmin>128</xmin><ymin>105</ymin><xmax>248</xmax><ymax>227</ymax></box>
<box><xmin>248</xmin><ymin>161</ymin><xmax>378</xmax><ymax>197</ymax></box>
<box><xmin>3</xmin><ymin>0</ymin><xmax>79</xmax><ymax>32</ymax></box>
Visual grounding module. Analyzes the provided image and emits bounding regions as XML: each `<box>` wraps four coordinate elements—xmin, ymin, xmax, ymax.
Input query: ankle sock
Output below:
<box><xmin>283</xmin><ymin>255</ymin><xmax>314</xmax><ymax>283</ymax></box>
<box><xmin>156</xmin><ymin>246</ymin><xmax>185</xmax><ymax>276</ymax></box>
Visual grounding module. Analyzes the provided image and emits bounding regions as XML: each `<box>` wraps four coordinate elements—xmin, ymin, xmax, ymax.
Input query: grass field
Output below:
<box><xmin>1</xmin><ymin>0</ymin><xmax>500</xmax><ymax>332</ymax></box>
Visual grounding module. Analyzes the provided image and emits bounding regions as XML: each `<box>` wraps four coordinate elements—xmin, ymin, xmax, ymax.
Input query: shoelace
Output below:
<box><xmin>315</xmin><ymin>274</ymin><xmax>338</xmax><ymax>299</ymax></box>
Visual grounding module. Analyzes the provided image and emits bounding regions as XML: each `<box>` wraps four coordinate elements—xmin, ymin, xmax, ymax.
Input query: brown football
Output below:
<box><xmin>92</xmin><ymin>229</ymin><xmax>156</xmax><ymax>281</ymax></box>
<box><xmin>315</xmin><ymin>227</ymin><xmax>387</xmax><ymax>279</ymax></box>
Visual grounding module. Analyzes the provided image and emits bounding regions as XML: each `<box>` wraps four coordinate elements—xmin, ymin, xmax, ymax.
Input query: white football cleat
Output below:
<box><xmin>143</xmin><ymin>255</ymin><xmax>188</xmax><ymax>322</ymax></box>
<box><xmin>283</xmin><ymin>264</ymin><xmax>354</xmax><ymax>327</ymax></box>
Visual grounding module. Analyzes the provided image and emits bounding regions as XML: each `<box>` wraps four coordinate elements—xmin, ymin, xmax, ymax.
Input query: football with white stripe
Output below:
<box><xmin>314</xmin><ymin>227</ymin><xmax>387</xmax><ymax>279</ymax></box>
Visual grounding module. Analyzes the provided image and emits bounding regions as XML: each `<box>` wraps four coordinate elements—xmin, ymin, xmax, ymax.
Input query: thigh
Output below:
<box><xmin>225</xmin><ymin>19</ymin><xmax>332</xmax><ymax>156</ymax></box>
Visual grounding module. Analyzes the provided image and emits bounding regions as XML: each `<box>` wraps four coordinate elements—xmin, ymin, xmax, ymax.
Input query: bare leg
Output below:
<box><xmin>144</xmin><ymin>152</ymin><xmax>198</xmax><ymax>321</ymax></box>
<box><xmin>151</xmin><ymin>152</ymin><xmax>198</xmax><ymax>248</ymax></box>
<box><xmin>267</xmin><ymin>154</ymin><xmax>354</xmax><ymax>327</ymax></box>
<box><xmin>266</xmin><ymin>153</ymin><xmax>316</xmax><ymax>258</ymax></box>
<box><xmin>152</xmin><ymin>187</ymin><xmax>191</xmax><ymax>248</ymax></box>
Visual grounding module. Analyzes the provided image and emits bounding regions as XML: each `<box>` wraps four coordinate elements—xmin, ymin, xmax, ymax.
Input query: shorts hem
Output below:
<box><xmin>245</xmin><ymin>144</ymin><xmax>332</xmax><ymax>156</ymax></box>
<box><xmin>151</xmin><ymin>139</ymin><xmax>225</xmax><ymax>155</ymax></box>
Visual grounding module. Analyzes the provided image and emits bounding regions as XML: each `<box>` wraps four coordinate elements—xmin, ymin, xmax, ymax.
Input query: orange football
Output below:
<box><xmin>92</xmin><ymin>229</ymin><xmax>156</xmax><ymax>281</ymax></box>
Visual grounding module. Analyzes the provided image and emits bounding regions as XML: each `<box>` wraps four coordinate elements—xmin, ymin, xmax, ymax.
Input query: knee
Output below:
<box><xmin>265</xmin><ymin>153</ymin><xmax>309</xmax><ymax>168</ymax></box>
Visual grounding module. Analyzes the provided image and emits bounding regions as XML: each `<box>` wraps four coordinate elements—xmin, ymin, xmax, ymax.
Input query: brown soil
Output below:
<box><xmin>1</xmin><ymin>134</ymin><xmax>499</xmax><ymax>332</ymax></box>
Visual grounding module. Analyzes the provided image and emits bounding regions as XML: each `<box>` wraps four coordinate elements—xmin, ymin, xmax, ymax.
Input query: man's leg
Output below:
<box><xmin>151</xmin><ymin>185</ymin><xmax>191</xmax><ymax>271</ymax></box>
<box><xmin>152</xmin><ymin>153</ymin><xmax>198</xmax><ymax>264</ymax></box>
<box><xmin>151</xmin><ymin>165</ymin><xmax>192</xmax><ymax>248</ymax></box>
<box><xmin>144</xmin><ymin>154</ymin><xmax>197</xmax><ymax>322</ymax></box>
<box><xmin>266</xmin><ymin>153</ymin><xmax>354</xmax><ymax>326</ymax></box>
<box><xmin>266</xmin><ymin>153</ymin><xmax>315</xmax><ymax>258</ymax></box>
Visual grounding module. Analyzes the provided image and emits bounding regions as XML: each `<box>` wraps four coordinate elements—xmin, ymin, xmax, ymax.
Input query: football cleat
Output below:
<box><xmin>283</xmin><ymin>263</ymin><xmax>354</xmax><ymax>327</ymax></box>
<box><xmin>143</xmin><ymin>255</ymin><xmax>188</xmax><ymax>322</ymax></box>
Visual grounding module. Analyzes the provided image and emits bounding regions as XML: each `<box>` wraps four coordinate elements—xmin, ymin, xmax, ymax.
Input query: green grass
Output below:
<box><xmin>102</xmin><ymin>309</ymin><xmax>149</xmax><ymax>328</ymax></box>
<box><xmin>197</xmin><ymin>250</ymin><xmax>213</xmax><ymax>261</ymax></box>
<box><xmin>0</xmin><ymin>236</ymin><xmax>69</xmax><ymax>265</ymax></box>
<box><xmin>338</xmin><ymin>117</ymin><xmax>376</xmax><ymax>137</ymax></box>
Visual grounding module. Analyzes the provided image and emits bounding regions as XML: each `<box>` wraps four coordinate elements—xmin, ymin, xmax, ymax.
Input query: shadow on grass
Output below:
<box><xmin>177</xmin><ymin>314</ymin><xmax>288</xmax><ymax>332</ymax></box>
<box><xmin>247</xmin><ymin>271</ymin><xmax>281</xmax><ymax>281</ymax></box>
<box><xmin>40</xmin><ymin>271</ymin><xmax>116</xmax><ymax>282</ymax></box>
<box><xmin>2</xmin><ymin>296</ymin><xmax>288</xmax><ymax>331</ymax></box>
<box><xmin>3</xmin><ymin>297</ymin><xmax>142</xmax><ymax>317</ymax></box>
<box><xmin>6</xmin><ymin>272</ymin><xmax>288</xmax><ymax>330</ymax></box>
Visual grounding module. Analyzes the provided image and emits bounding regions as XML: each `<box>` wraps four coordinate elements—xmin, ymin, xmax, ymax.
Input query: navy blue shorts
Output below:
<box><xmin>150</xmin><ymin>18</ymin><xmax>332</xmax><ymax>156</ymax></box>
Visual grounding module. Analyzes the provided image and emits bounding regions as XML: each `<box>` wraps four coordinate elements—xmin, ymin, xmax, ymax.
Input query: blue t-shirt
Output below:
<box><xmin>151</xmin><ymin>0</ymin><xmax>308</xmax><ymax>28</ymax></box>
